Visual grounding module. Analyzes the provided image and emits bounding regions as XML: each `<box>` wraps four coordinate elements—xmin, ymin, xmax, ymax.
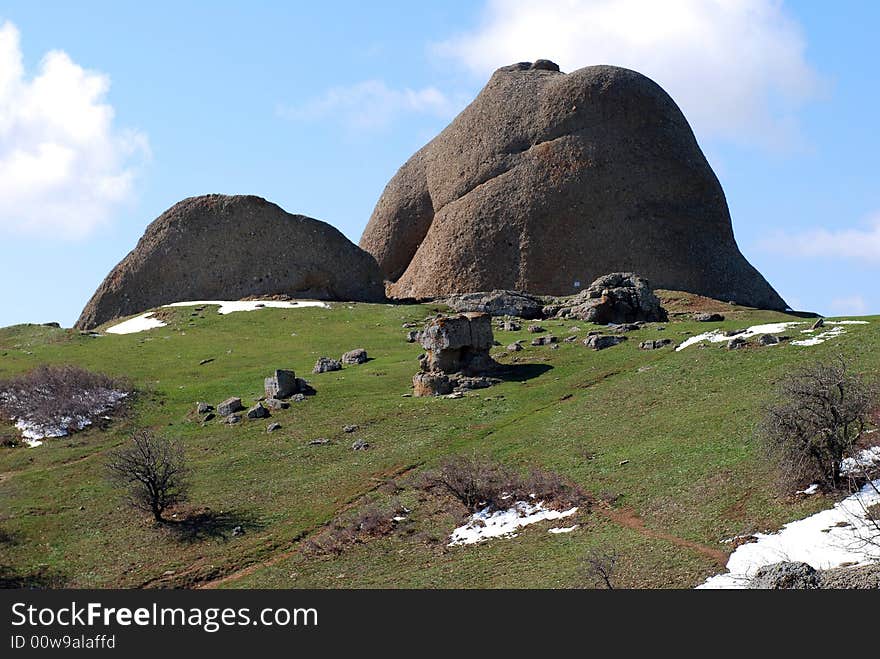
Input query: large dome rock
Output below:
<box><xmin>359</xmin><ymin>61</ymin><xmax>786</xmax><ymax>310</ymax></box>
<box><xmin>76</xmin><ymin>195</ymin><xmax>386</xmax><ymax>329</ymax></box>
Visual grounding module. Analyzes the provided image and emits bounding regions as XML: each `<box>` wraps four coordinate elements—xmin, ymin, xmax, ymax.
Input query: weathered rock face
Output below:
<box><xmin>749</xmin><ymin>562</ymin><xmax>820</xmax><ymax>590</ymax></box>
<box><xmin>552</xmin><ymin>273</ymin><xmax>667</xmax><ymax>323</ymax></box>
<box><xmin>76</xmin><ymin>195</ymin><xmax>386</xmax><ymax>329</ymax></box>
<box><xmin>412</xmin><ymin>313</ymin><xmax>499</xmax><ymax>396</ymax></box>
<box><xmin>360</xmin><ymin>62</ymin><xmax>786</xmax><ymax>311</ymax></box>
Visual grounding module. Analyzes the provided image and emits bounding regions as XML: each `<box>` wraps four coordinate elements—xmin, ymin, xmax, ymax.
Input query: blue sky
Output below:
<box><xmin>0</xmin><ymin>0</ymin><xmax>877</xmax><ymax>327</ymax></box>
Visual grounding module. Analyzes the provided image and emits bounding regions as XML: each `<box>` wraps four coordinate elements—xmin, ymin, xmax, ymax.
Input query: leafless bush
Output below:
<box><xmin>107</xmin><ymin>430</ymin><xmax>189</xmax><ymax>522</ymax></box>
<box><xmin>758</xmin><ymin>357</ymin><xmax>877</xmax><ymax>490</ymax></box>
<box><xmin>422</xmin><ymin>455</ymin><xmax>586</xmax><ymax>512</ymax></box>
<box><xmin>0</xmin><ymin>365</ymin><xmax>129</xmax><ymax>437</ymax></box>
<box><xmin>305</xmin><ymin>500</ymin><xmax>404</xmax><ymax>555</ymax></box>
<box><xmin>583</xmin><ymin>549</ymin><xmax>618</xmax><ymax>589</ymax></box>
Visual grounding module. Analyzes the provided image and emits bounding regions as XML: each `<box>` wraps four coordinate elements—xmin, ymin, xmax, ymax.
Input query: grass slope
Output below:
<box><xmin>0</xmin><ymin>299</ymin><xmax>877</xmax><ymax>588</ymax></box>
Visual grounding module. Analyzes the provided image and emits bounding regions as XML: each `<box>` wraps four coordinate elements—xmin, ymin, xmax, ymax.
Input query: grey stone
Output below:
<box><xmin>443</xmin><ymin>290</ymin><xmax>545</xmax><ymax>319</ymax></box>
<box><xmin>694</xmin><ymin>313</ymin><xmax>725</xmax><ymax>322</ymax></box>
<box><xmin>553</xmin><ymin>273</ymin><xmax>667</xmax><ymax>324</ymax></box>
<box><xmin>341</xmin><ymin>348</ymin><xmax>368</xmax><ymax>365</ymax></box>
<box><xmin>727</xmin><ymin>336</ymin><xmax>748</xmax><ymax>350</ymax></box>
<box><xmin>246</xmin><ymin>403</ymin><xmax>270</xmax><ymax>419</ymax></box>
<box><xmin>313</xmin><ymin>357</ymin><xmax>342</xmax><ymax>374</ymax></box>
<box><xmin>749</xmin><ymin>562</ymin><xmax>820</xmax><ymax>589</ymax></box>
<box><xmin>812</xmin><ymin>318</ymin><xmax>825</xmax><ymax>330</ymax></box>
<box><xmin>266</xmin><ymin>422</ymin><xmax>282</xmax><ymax>433</ymax></box>
<box><xmin>583</xmin><ymin>335</ymin><xmax>627</xmax><ymax>350</ymax></box>
<box><xmin>352</xmin><ymin>438</ymin><xmax>370</xmax><ymax>451</ymax></box>
<box><xmin>507</xmin><ymin>342</ymin><xmax>523</xmax><ymax>351</ymax></box>
<box><xmin>757</xmin><ymin>334</ymin><xmax>780</xmax><ymax>346</ymax></box>
<box><xmin>224</xmin><ymin>414</ymin><xmax>241</xmax><ymax>425</ymax></box>
<box><xmin>343</xmin><ymin>425</ymin><xmax>358</xmax><ymax>433</ymax></box>
<box><xmin>264</xmin><ymin>369</ymin><xmax>298</xmax><ymax>399</ymax></box>
<box><xmin>265</xmin><ymin>398</ymin><xmax>289</xmax><ymax>411</ymax></box>
<box><xmin>639</xmin><ymin>338</ymin><xmax>672</xmax><ymax>350</ymax></box>
<box><xmin>196</xmin><ymin>402</ymin><xmax>213</xmax><ymax>414</ymax></box>
<box><xmin>217</xmin><ymin>397</ymin><xmax>244</xmax><ymax>417</ymax></box>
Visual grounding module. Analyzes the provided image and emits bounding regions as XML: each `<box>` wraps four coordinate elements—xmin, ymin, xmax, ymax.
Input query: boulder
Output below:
<box><xmin>749</xmin><ymin>562</ymin><xmax>820</xmax><ymax>590</ymax></box>
<box><xmin>412</xmin><ymin>372</ymin><xmax>454</xmax><ymax>397</ymax></box>
<box><xmin>360</xmin><ymin>62</ymin><xmax>786</xmax><ymax>311</ymax></box>
<box><xmin>530</xmin><ymin>335</ymin><xmax>557</xmax><ymax>346</ymax></box>
<box><xmin>75</xmin><ymin>194</ymin><xmax>386</xmax><ymax>329</ymax></box>
<box><xmin>196</xmin><ymin>402</ymin><xmax>213</xmax><ymax>415</ymax></box>
<box><xmin>584</xmin><ymin>335</ymin><xmax>627</xmax><ymax>351</ymax></box>
<box><xmin>757</xmin><ymin>334</ymin><xmax>780</xmax><ymax>346</ymax></box>
<box><xmin>695</xmin><ymin>313</ymin><xmax>725</xmax><ymax>322</ymax></box>
<box><xmin>812</xmin><ymin>318</ymin><xmax>825</xmax><ymax>330</ymax></box>
<box><xmin>313</xmin><ymin>357</ymin><xmax>342</xmax><ymax>374</ymax></box>
<box><xmin>265</xmin><ymin>398</ymin><xmax>289</xmax><ymax>411</ymax></box>
<box><xmin>217</xmin><ymin>397</ymin><xmax>243</xmax><ymax>417</ymax></box>
<box><xmin>266</xmin><ymin>422</ymin><xmax>282</xmax><ymax>433</ymax></box>
<box><xmin>507</xmin><ymin>342</ymin><xmax>523</xmax><ymax>352</ymax></box>
<box><xmin>417</xmin><ymin>313</ymin><xmax>496</xmax><ymax>375</ymax></box>
<box><xmin>443</xmin><ymin>290</ymin><xmax>545</xmax><ymax>319</ymax></box>
<box><xmin>341</xmin><ymin>348</ymin><xmax>368</xmax><ymax>365</ymax></box>
<box><xmin>246</xmin><ymin>403</ymin><xmax>270</xmax><ymax>419</ymax></box>
<box><xmin>639</xmin><ymin>339</ymin><xmax>672</xmax><ymax>350</ymax></box>
<box><xmin>727</xmin><ymin>336</ymin><xmax>748</xmax><ymax>350</ymax></box>
<box><xmin>553</xmin><ymin>273</ymin><xmax>667</xmax><ymax>324</ymax></box>
<box><xmin>264</xmin><ymin>369</ymin><xmax>298</xmax><ymax>399</ymax></box>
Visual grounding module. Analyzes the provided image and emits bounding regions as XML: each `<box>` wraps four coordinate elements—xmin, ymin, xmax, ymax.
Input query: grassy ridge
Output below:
<box><xmin>1</xmin><ymin>301</ymin><xmax>877</xmax><ymax>588</ymax></box>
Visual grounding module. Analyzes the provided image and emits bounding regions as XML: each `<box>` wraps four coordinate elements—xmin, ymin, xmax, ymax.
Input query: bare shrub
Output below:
<box><xmin>422</xmin><ymin>455</ymin><xmax>586</xmax><ymax>512</ymax></box>
<box><xmin>0</xmin><ymin>365</ymin><xmax>129</xmax><ymax>437</ymax></box>
<box><xmin>107</xmin><ymin>430</ymin><xmax>189</xmax><ymax>522</ymax></box>
<box><xmin>758</xmin><ymin>357</ymin><xmax>877</xmax><ymax>490</ymax></box>
<box><xmin>583</xmin><ymin>549</ymin><xmax>618</xmax><ymax>589</ymax></box>
<box><xmin>305</xmin><ymin>500</ymin><xmax>404</xmax><ymax>555</ymax></box>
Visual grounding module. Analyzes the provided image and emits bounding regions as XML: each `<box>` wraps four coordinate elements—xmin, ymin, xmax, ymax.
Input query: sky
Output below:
<box><xmin>0</xmin><ymin>0</ymin><xmax>878</xmax><ymax>327</ymax></box>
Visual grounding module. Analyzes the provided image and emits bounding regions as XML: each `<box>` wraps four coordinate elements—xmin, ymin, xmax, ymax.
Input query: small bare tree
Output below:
<box><xmin>107</xmin><ymin>431</ymin><xmax>189</xmax><ymax>522</ymax></box>
<box><xmin>583</xmin><ymin>549</ymin><xmax>618</xmax><ymax>589</ymax></box>
<box><xmin>758</xmin><ymin>357</ymin><xmax>876</xmax><ymax>490</ymax></box>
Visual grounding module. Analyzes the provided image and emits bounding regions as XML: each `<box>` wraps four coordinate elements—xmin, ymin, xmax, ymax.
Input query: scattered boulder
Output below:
<box><xmin>639</xmin><ymin>339</ymin><xmax>672</xmax><ymax>350</ymax></box>
<box><xmin>552</xmin><ymin>274</ymin><xmax>667</xmax><ymax>324</ymax></box>
<box><xmin>443</xmin><ymin>290</ymin><xmax>545</xmax><ymax>319</ymax></box>
<box><xmin>246</xmin><ymin>403</ymin><xmax>270</xmax><ymax>419</ymax></box>
<box><xmin>695</xmin><ymin>313</ymin><xmax>725</xmax><ymax>322</ymax></box>
<box><xmin>727</xmin><ymin>336</ymin><xmax>748</xmax><ymax>350</ymax></box>
<box><xmin>264</xmin><ymin>369</ymin><xmax>298</xmax><ymax>399</ymax></box>
<box><xmin>527</xmin><ymin>325</ymin><xmax>545</xmax><ymax>333</ymax></box>
<box><xmin>811</xmin><ymin>318</ymin><xmax>825</xmax><ymax>330</ymax></box>
<box><xmin>507</xmin><ymin>342</ymin><xmax>523</xmax><ymax>352</ymax></box>
<box><xmin>224</xmin><ymin>414</ymin><xmax>242</xmax><ymax>425</ymax></box>
<box><xmin>417</xmin><ymin>313</ymin><xmax>496</xmax><ymax>375</ymax></box>
<box><xmin>313</xmin><ymin>357</ymin><xmax>342</xmax><ymax>374</ymax></box>
<box><xmin>454</xmin><ymin>376</ymin><xmax>501</xmax><ymax>391</ymax></box>
<box><xmin>613</xmin><ymin>323</ymin><xmax>642</xmax><ymax>333</ymax></box>
<box><xmin>266</xmin><ymin>422</ymin><xmax>282</xmax><ymax>433</ymax></box>
<box><xmin>530</xmin><ymin>335</ymin><xmax>557</xmax><ymax>346</ymax></box>
<box><xmin>406</xmin><ymin>330</ymin><xmax>421</xmax><ymax>343</ymax></box>
<box><xmin>201</xmin><ymin>413</ymin><xmax>216</xmax><ymax>424</ymax></box>
<box><xmin>196</xmin><ymin>402</ymin><xmax>213</xmax><ymax>415</ymax></box>
<box><xmin>500</xmin><ymin>320</ymin><xmax>522</xmax><ymax>331</ymax></box>
<box><xmin>749</xmin><ymin>562</ymin><xmax>820</xmax><ymax>590</ymax></box>
<box><xmin>412</xmin><ymin>372</ymin><xmax>454</xmax><ymax>397</ymax></box>
<box><xmin>217</xmin><ymin>397</ymin><xmax>244</xmax><ymax>417</ymax></box>
<box><xmin>265</xmin><ymin>398</ymin><xmax>289</xmax><ymax>411</ymax></box>
<box><xmin>757</xmin><ymin>334</ymin><xmax>780</xmax><ymax>346</ymax></box>
<box><xmin>584</xmin><ymin>335</ymin><xmax>627</xmax><ymax>351</ymax></box>
<box><xmin>351</xmin><ymin>438</ymin><xmax>370</xmax><ymax>451</ymax></box>
<box><xmin>309</xmin><ymin>438</ymin><xmax>331</xmax><ymax>446</ymax></box>
<box><xmin>343</xmin><ymin>425</ymin><xmax>358</xmax><ymax>433</ymax></box>
<box><xmin>360</xmin><ymin>61</ymin><xmax>787</xmax><ymax>311</ymax></box>
<box><xmin>341</xmin><ymin>349</ymin><xmax>368</xmax><ymax>365</ymax></box>
<box><xmin>76</xmin><ymin>194</ymin><xmax>387</xmax><ymax>330</ymax></box>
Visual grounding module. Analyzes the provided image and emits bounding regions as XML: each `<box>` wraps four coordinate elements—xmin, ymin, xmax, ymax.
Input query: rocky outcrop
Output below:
<box><xmin>550</xmin><ymin>273</ymin><xmax>666</xmax><ymax>323</ymax></box>
<box><xmin>749</xmin><ymin>562</ymin><xmax>821</xmax><ymax>589</ymax></box>
<box><xmin>76</xmin><ymin>195</ymin><xmax>386</xmax><ymax>329</ymax></box>
<box><xmin>412</xmin><ymin>313</ymin><xmax>499</xmax><ymax>396</ymax></box>
<box><xmin>360</xmin><ymin>61</ymin><xmax>786</xmax><ymax>310</ymax></box>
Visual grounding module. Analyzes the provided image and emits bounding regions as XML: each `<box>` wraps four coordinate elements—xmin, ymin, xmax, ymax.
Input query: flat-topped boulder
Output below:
<box><xmin>360</xmin><ymin>62</ymin><xmax>786</xmax><ymax>310</ymax></box>
<box><xmin>76</xmin><ymin>194</ymin><xmax>386</xmax><ymax>329</ymax></box>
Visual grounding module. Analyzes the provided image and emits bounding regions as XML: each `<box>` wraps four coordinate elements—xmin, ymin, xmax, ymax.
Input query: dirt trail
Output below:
<box><xmin>596</xmin><ymin>504</ymin><xmax>729</xmax><ymax>566</ymax></box>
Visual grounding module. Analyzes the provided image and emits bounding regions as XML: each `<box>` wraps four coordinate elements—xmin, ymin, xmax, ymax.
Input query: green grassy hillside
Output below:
<box><xmin>1</xmin><ymin>299</ymin><xmax>877</xmax><ymax>588</ymax></box>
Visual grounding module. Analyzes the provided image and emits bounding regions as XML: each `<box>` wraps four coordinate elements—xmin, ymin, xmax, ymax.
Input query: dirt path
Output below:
<box><xmin>596</xmin><ymin>504</ymin><xmax>729</xmax><ymax>566</ymax></box>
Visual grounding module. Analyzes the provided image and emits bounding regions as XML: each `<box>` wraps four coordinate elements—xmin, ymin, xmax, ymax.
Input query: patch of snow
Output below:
<box><xmin>698</xmin><ymin>479</ymin><xmax>880</xmax><ymax>588</ymax></box>
<box><xmin>675</xmin><ymin>322</ymin><xmax>803</xmax><ymax>351</ymax></box>
<box><xmin>105</xmin><ymin>313</ymin><xmax>167</xmax><ymax>334</ymax></box>
<box><xmin>548</xmin><ymin>525</ymin><xmax>579</xmax><ymax>534</ymax></box>
<box><xmin>796</xmin><ymin>484</ymin><xmax>820</xmax><ymax>496</ymax></box>
<box><xmin>841</xmin><ymin>446</ymin><xmax>880</xmax><ymax>476</ymax></box>
<box><xmin>791</xmin><ymin>326</ymin><xmax>847</xmax><ymax>346</ymax></box>
<box><xmin>448</xmin><ymin>501</ymin><xmax>578</xmax><ymax>546</ymax></box>
<box><xmin>827</xmin><ymin>320</ymin><xmax>869</xmax><ymax>325</ymax></box>
<box><xmin>11</xmin><ymin>390</ymin><xmax>128</xmax><ymax>447</ymax></box>
<box><xmin>164</xmin><ymin>299</ymin><xmax>329</xmax><ymax>314</ymax></box>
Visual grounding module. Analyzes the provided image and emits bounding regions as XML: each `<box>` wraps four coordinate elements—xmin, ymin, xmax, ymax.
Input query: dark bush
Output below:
<box><xmin>0</xmin><ymin>365</ymin><xmax>129</xmax><ymax>438</ymax></box>
<box><xmin>107</xmin><ymin>430</ymin><xmax>189</xmax><ymax>522</ymax></box>
<box><xmin>305</xmin><ymin>500</ymin><xmax>405</xmax><ymax>555</ymax></box>
<box><xmin>758</xmin><ymin>357</ymin><xmax>877</xmax><ymax>490</ymax></box>
<box><xmin>423</xmin><ymin>455</ymin><xmax>586</xmax><ymax>512</ymax></box>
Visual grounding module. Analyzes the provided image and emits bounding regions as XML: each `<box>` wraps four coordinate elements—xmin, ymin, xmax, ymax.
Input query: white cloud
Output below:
<box><xmin>0</xmin><ymin>21</ymin><xmax>147</xmax><ymax>239</ymax></box>
<box><xmin>435</xmin><ymin>0</ymin><xmax>822</xmax><ymax>149</ymax></box>
<box><xmin>829</xmin><ymin>295</ymin><xmax>868</xmax><ymax>317</ymax></box>
<box><xmin>278</xmin><ymin>80</ymin><xmax>465</xmax><ymax>130</ymax></box>
<box><xmin>758</xmin><ymin>215</ymin><xmax>880</xmax><ymax>265</ymax></box>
